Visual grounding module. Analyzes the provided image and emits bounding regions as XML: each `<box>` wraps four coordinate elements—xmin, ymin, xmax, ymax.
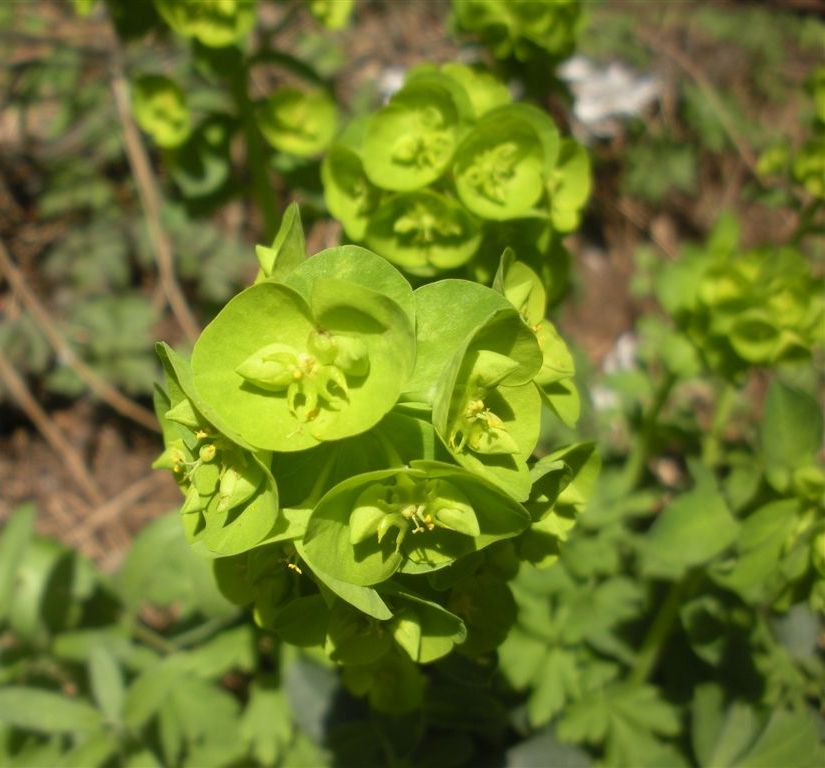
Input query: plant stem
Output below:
<box><xmin>171</xmin><ymin>612</ymin><xmax>240</xmax><ymax>649</ymax></box>
<box><xmin>702</xmin><ymin>381</ymin><xmax>736</xmax><ymax>468</ymax></box>
<box><xmin>131</xmin><ymin>622</ymin><xmax>179</xmax><ymax>655</ymax></box>
<box><xmin>630</xmin><ymin>571</ymin><xmax>698</xmax><ymax>684</ymax></box>
<box><xmin>232</xmin><ymin>66</ymin><xmax>280</xmax><ymax>241</ymax></box>
<box><xmin>619</xmin><ymin>371</ymin><xmax>677</xmax><ymax>493</ymax></box>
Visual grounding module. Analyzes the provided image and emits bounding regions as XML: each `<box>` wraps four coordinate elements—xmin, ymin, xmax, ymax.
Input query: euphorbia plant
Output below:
<box><xmin>153</xmin><ymin>204</ymin><xmax>592</xmax><ymax>713</ymax></box>
<box><xmin>322</xmin><ymin>62</ymin><xmax>590</xmax><ymax>290</ymax></box>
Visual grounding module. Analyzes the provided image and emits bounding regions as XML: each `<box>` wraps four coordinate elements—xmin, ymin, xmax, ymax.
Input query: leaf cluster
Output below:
<box><xmin>151</xmin><ymin>204</ymin><xmax>591</xmax><ymax>714</ymax></box>
<box><xmin>322</xmin><ymin>62</ymin><xmax>590</xmax><ymax>285</ymax></box>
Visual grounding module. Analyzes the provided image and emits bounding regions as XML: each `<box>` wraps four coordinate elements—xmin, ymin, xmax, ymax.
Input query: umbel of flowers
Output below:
<box><xmin>322</xmin><ymin>63</ymin><xmax>590</xmax><ymax>289</ymax></box>
<box><xmin>153</xmin><ymin>206</ymin><xmax>595</xmax><ymax>713</ymax></box>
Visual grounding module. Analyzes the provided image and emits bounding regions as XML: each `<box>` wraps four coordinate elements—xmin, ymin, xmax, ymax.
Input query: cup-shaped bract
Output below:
<box><xmin>131</xmin><ymin>74</ymin><xmax>191</xmax><ymax>149</ymax></box>
<box><xmin>153</xmin><ymin>344</ymin><xmax>279</xmax><ymax>557</ymax></box>
<box><xmin>433</xmin><ymin>306</ymin><xmax>544</xmax><ymax>501</ymax></box>
<box><xmin>452</xmin><ymin>0</ymin><xmax>582</xmax><ymax>63</ymax></box>
<box><xmin>169</xmin><ymin>114</ymin><xmax>234</xmax><ymax>199</ymax></box>
<box><xmin>678</xmin><ymin>244</ymin><xmax>825</xmax><ymax>376</ymax></box>
<box><xmin>365</xmin><ymin>191</ymin><xmax>481</xmax><ymax>276</ymax></box>
<box><xmin>546</xmin><ymin>138</ymin><xmax>592</xmax><ymax>232</ymax></box>
<box><xmin>301</xmin><ymin>463</ymin><xmax>530</xmax><ymax>587</ymax></box>
<box><xmin>793</xmin><ymin>137</ymin><xmax>825</xmax><ymax>199</ymax></box>
<box><xmin>153</xmin><ymin>0</ymin><xmax>256</xmax><ymax>47</ymax></box>
<box><xmin>307</xmin><ymin>0</ymin><xmax>355</xmax><ymax>30</ymax></box>
<box><xmin>493</xmin><ymin>252</ymin><xmax>579</xmax><ymax>426</ymax></box>
<box><xmin>258</xmin><ymin>87</ymin><xmax>339</xmax><ymax>157</ymax></box>
<box><xmin>362</xmin><ymin>76</ymin><xmax>467</xmax><ymax>191</ymax></box>
<box><xmin>453</xmin><ymin>104</ymin><xmax>559</xmax><ymax>220</ymax></box>
<box><xmin>191</xmin><ymin>265</ymin><xmax>415</xmax><ymax>452</ymax></box>
<box><xmin>322</xmin><ymin>138</ymin><xmax>381</xmax><ymax>241</ymax></box>
<box><xmin>440</xmin><ymin>62</ymin><xmax>512</xmax><ymax>119</ymax></box>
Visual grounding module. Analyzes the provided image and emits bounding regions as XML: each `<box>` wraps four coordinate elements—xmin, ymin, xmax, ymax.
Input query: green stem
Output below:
<box><xmin>171</xmin><ymin>612</ymin><xmax>240</xmax><ymax>649</ymax></box>
<box><xmin>131</xmin><ymin>622</ymin><xmax>178</xmax><ymax>655</ymax></box>
<box><xmin>630</xmin><ymin>571</ymin><xmax>698</xmax><ymax>684</ymax></box>
<box><xmin>702</xmin><ymin>381</ymin><xmax>736</xmax><ymax>468</ymax></box>
<box><xmin>232</xmin><ymin>66</ymin><xmax>280</xmax><ymax>241</ymax></box>
<box><xmin>619</xmin><ymin>372</ymin><xmax>677</xmax><ymax>492</ymax></box>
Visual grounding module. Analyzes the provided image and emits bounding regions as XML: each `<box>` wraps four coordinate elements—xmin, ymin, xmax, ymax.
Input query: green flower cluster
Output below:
<box><xmin>451</xmin><ymin>0</ymin><xmax>583</xmax><ymax>64</ymax></box>
<box><xmin>656</xmin><ymin>216</ymin><xmax>825</xmax><ymax>378</ymax></box>
<box><xmin>757</xmin><ymin>65</ymin><xmax>825</xmax><ymax>200</ymax></box>
<box><xmin>153</xmin><ymin>206</ymin><xmax>592</xmax><ymax>712</ymax></box>
<box><xmin>322</xmin><ymin>63</ymin><xmax>590</xmax><ymax>280</ymax></box>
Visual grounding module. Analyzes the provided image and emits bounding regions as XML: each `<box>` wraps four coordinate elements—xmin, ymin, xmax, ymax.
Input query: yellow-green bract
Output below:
<box><xmin>321</xmin><ymin>63</ymin><xmax>590</xmax><ymax>278</ymax></box>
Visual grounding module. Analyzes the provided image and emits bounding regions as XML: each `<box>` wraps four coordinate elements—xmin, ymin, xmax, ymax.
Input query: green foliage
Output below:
<box><xmin>151</xmin><ymin>206</ymin><xmax>588</xmax><ymax>718</ymax></box>
<box><xmin>0</xmin><ymin>505</ymin><xmax>331</xmax><ymax>767</ymax></box>
<box><xmin>322</xmin><ymin>63</ymin><xmax>589</xmax><ymax>281</ymax></box>
<box><xmin>654</xmin><ymin>215</ymin><xmax>825</xmax><ymax>378</ymax></box>
<box><xmin>451</xmin><ymin>0</ymin><xmax>583</xmax><ymax>65</ymax></box>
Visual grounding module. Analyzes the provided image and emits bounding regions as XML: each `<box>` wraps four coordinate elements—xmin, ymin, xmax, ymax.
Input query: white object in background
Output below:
<box><xmin>558</xmin><ymin>55</ymin><xmax>661</xmax><ymax>141</ymax></box>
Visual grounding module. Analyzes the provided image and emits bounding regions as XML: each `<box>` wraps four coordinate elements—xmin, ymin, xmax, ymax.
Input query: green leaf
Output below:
<box><xmin>0</xmin><ymin>504</ymin><xmax>35</xmax><ymax>623</ymax></box>
<box><xmin>123</xmin><ymin>657</ymin><xmax>186</xmax><ymax>731</ymax></box>
<box><xmin>255</xmin><ymin>201</ymin><xmax>305</xmax><ymax>281</ymax></box>
<box><xmin>56</xmin><ymin>732</ymin><xmax>120</xmax><ymax>768</ymax></box>
<box><xmin>117</xmin><ymin>513</ymin><xmax>235</xmax><ymax>618</ymax></box>
<box><xmin>0</xmin><ymin>688</ymin><xmax>102</xmax><ymax>734</ymax></box>
<box><xmin>710</xmin><ymin>499</ymin><xmax>798</xmax><ymax>603</ymax></box>
<box><xmin>441</xmin><ymin>62</ymin><xmax>511</xmax><ymax>118</ymax></box>
<box><xmin>638</xmin><ymin>482</ymin><xmax>739</xmax><ymax>580</ymax></box>
<box><xmin>384</xmin><ymin>585</ymin><xmax>466</xmax><ymax>663</ymax></box>
<box><xmin>404</xmin><ymin>279</ymin><xmax>513</xmax><ymax>403</ymax></box>
<box><xmin>761</xmin><ymin>380</ymin><xmax>823</xmax><ymax>473</ymax></box>
<box><xmin>526</xmin><ymin>648</ymin><xmax>580</xmax><ymax>726</ymax></box>
<box><xmin>88</xmin><ymin>646</ymin><xmax>124</xmax><ymax>723</ymax></box>
<box><xmin>323</xmin><ymin>601</ymin><xmax>393</xmax><ymax>665</ymax></box>
<box><xmin>240</xmin><ymin>685</ymin><xmax>292</xmax><ymax>766</ymax></box>
<box><xmin>270</xmin><ymin>594</ymin><xmax>329</xmax><ymax>646</ymax></box>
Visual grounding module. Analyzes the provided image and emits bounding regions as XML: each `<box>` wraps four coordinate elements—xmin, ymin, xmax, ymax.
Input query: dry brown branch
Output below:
<box><xmin>636</xmin><ymin>28</ymin><xmax>760</xmax><ymax>177</ymax></box>
<box><xmin>107</xmin><ymin>41</ymin><xmax>201</xmax><ymax>344</ymax></box>
<box><xmin>0</xmin><ymin>239</ymin><xmax>160</xmax><ymax>432</ymax></box>
<box><xmin>0</xmin><ymin>348</ymin><xmax>105</xmax><ymax>506</ymax></box>
<box><xmin>69</xmin><ymin>472</ymin><xmax>171</xmax><ymax>547</ymax></box>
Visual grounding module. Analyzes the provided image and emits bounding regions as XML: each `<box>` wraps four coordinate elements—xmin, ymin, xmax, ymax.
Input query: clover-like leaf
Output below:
<box><xmin>258</xmin><ymin>87</ymin><xmax>338</xmax><ymax>157</ymax></box>
<box><xmin>365</xmin><ymin>190</ymin><xmax>481</xmax><ymax>276</ymax></box>
<box><xmin>131</xmin><ymin>74</ymin><xmax>191</xmax><ymax>149</ymax></box>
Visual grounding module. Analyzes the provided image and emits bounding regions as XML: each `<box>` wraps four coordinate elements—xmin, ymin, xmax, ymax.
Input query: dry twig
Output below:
<box><xmin>0</xmin><ymin>238</ymin><xmax>160</xmax><ymax>432</ymax></box>
<box><xmin>0</xmin><ymin>348</ymin><xmax>105</xmax><ymax>506</ymax></box>
<box><xmin>69</xmin><ymin>472</ymin><xmax>172</xmax><ymax>547</ymax></box>
<box><xmin>107</xmin><ymin>41</ymin><xmax>200</xmax><ymax>343</ymax></box>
